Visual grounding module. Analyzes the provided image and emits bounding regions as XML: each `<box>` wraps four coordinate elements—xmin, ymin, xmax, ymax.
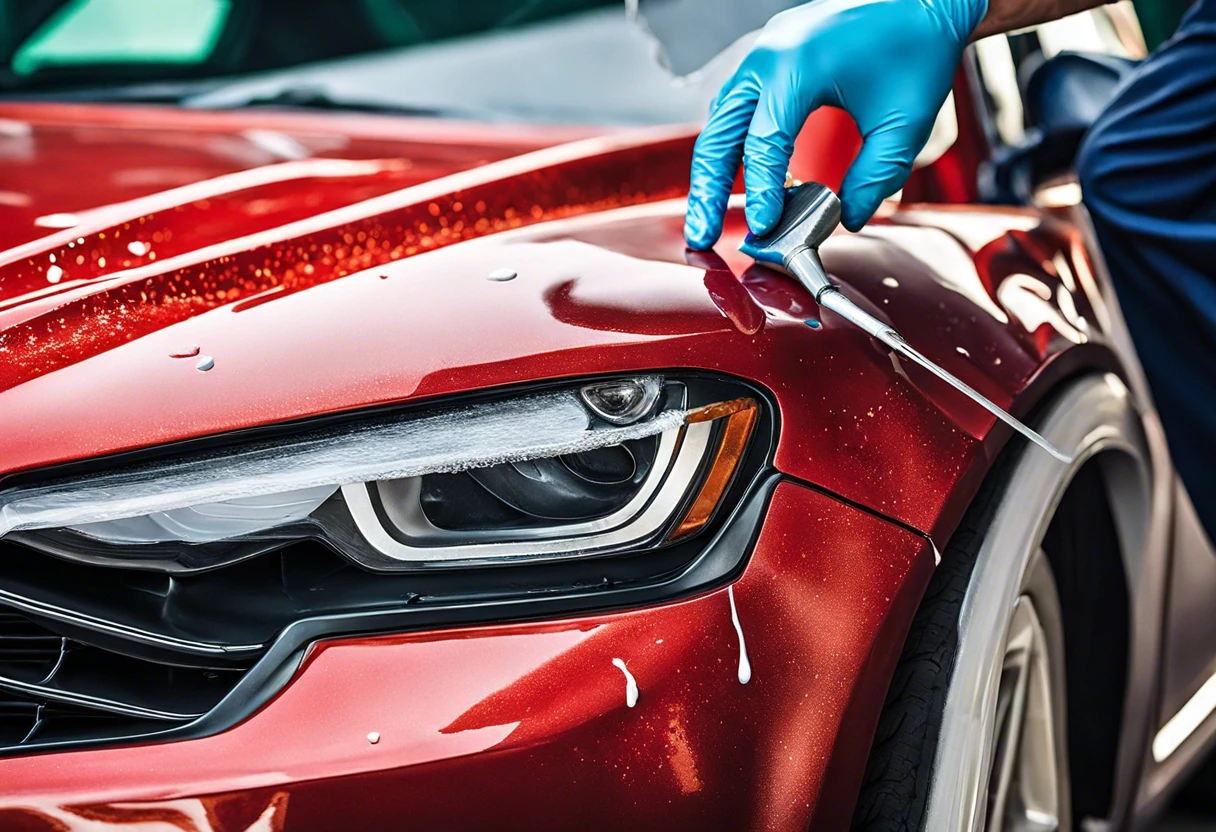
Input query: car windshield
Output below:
<box><xmin>0</xmin><ymin>0</ymin><xmax>736</xmax><ymax>126</ymax></box>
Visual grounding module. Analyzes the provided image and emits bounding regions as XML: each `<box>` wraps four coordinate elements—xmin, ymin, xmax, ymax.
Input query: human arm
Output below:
<box><xmin>974</xmin><ymin>0</ymin><xmax>1107</xmax><ymax>39</ymax></box>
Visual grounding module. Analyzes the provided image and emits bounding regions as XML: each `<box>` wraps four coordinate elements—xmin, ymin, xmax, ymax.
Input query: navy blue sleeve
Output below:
<box><xmin>1077</xmin><ymin>0</ymin><xmax>1216</xmax><ymax>537</ymax></box>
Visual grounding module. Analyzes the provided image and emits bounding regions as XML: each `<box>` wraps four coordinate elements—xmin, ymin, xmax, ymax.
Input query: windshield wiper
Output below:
<box><xmin>182</xmin><ymin>82</ymin><xmax>499</xmax><ymax>121</ymax></box>
<box><xmin>191</xmin><ymin>84</ymin><xmax>446</xmax><ymax>116</ymax></box>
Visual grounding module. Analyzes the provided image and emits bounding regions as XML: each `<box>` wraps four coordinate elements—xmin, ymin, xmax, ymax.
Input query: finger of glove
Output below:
<box><xmin>686</xmin><ymin>80</ymin><xmax>759</xmax><ymax>250</ymax></box>
<box><xmin>839</xmin><ymin>116</ymin><xmax>930</xmax><ymax>231</ymax></box>
<box><xmin>743</xmin><ymin>82</ymin><xmax>814</xmax><ymax>236</ymax></box>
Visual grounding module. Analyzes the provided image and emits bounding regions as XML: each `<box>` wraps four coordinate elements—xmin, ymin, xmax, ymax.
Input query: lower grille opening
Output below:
<box><xmin>0</xmin><ymin>700</ymin><xmax>169</xmax><ymax>747</ymax></box>
<box><xmin>0</xmin><ymin>609</ymin><xmax>62</xmax><ymax>682</ymax></box>
<box><xmin>0</xmin><ymin>610</ymin><xmax>253</xmax><ymax>752</ymax></box>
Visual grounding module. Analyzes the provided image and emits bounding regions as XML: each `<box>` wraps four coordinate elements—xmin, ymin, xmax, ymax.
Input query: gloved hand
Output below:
<box><xmin>684</xmin><ymin>0</ymin><xmax>987</xmax><ymax>249</ymax></box>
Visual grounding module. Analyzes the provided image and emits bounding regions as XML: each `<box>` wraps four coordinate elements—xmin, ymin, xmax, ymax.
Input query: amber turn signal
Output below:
<box><xmin>668</xmin><ymin>398</ymin><xmax>759</xmax><ymax>542</ymax></box>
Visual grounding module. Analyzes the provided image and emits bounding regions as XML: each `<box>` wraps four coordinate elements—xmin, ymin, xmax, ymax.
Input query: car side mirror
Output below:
<box><xmin>985</xmin><ymin>51</ymin><xmax>1138</xmax><ymax>203</ymax></box>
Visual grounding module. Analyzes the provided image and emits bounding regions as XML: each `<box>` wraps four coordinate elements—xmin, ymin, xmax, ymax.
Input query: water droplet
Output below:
<box><xmin>196</xmin><ymin>355</ymin><xmax>215</xmax><ymax>372</ymax></box>
<box><xmin>46</xmin><ymin>265</ymin><xmax>63</xmax><ymax>284</ymax></box>
<box><xmin>127</xmin><ymin>241</ymin><xmax>150</xmax><ymax>256</ymax></box>
<box><xmin>170</xmin><ymin>345</ymin><xmax>200</xmax><ymax>359</ymax></box>
<box><xmin>487</xmin><ymin>268</ymin><xmax>517</xmax><ymax>282</ymax></box>
<box><xmin>367</xmin><ymin>731</ymin><xmax>380</xmax><ymax>744</ymax></box>
<box><xmin>804</xmin><ymin>319</ymin><xmax>821</xmax><ymax>330</ymax></box>
<box><xmin>956</xmin><ymin>346</ymin><xmax>971</xmax><ymax>357</ymax></box>
<box><xmin>882</xmin><ymin>277</ymin><xmax>900</xmax><ymax>288</ymax></box>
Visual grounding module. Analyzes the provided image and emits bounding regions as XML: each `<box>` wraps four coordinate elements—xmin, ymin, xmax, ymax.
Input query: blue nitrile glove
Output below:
<box><xmin>685</xmin><ymin>0</ymin><xmax>987</xmax><ymax>249</ymax></box>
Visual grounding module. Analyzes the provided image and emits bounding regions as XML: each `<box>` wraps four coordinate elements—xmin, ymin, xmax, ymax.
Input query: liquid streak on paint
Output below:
<box><xmin>611</xmin><ymin>657</ymin><xmax>639</xmax><ymax>708</ymax></box>
<box><xmin>728</xmin><ymin>585</ymin><xmax>751</xmax><ymax>685</ymax></box>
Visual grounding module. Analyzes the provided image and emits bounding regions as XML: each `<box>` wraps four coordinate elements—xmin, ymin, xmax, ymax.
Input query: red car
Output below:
<box><xmin>0</xmin><ymin>3</ymin><xmax>1208</xmax><ymax>831</ymax></box>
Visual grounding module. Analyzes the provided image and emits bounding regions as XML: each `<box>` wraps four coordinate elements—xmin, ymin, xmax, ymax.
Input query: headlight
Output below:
<box><xmin>0</xmin><ymin>377</ymin><xmax>761</xmax><ymax>572</ymax></box>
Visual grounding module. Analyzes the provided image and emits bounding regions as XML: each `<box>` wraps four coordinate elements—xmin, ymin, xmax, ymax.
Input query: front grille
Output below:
<box><xmin>0</xmin><ymin>609</ymin><xmax>62</xmax><ymax>682</ymax></box>
<box><xmin>0</xmin><ymin>610</ymin><xmax>251</xmax><ymax>751</ymax></box>
<box><xmin>0</xmin><ymin>537</ymin><xmax>381</xmax><ymax>754</ymax></box>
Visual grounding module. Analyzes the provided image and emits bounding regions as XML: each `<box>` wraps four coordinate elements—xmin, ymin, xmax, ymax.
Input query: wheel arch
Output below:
<box><xmin>920</xmin><ymin>371</ymin><xmax>1170</xmax><ymax>830</ymax></box>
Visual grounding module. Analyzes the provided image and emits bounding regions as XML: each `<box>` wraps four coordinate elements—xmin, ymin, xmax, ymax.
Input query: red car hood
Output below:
<box><xmin>0</xmin><ymin>103</ymin><xmax>1097</xmax><ymax>539</ymax></box>
<box><xmin>0</xmin><ymin>103</ymin><xmax>721</xmax><ymax>472</ymax></box>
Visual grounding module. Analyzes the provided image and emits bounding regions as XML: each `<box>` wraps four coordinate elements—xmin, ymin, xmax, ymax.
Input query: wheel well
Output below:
<box><xmin>1041</xmin><ymin>451</ymin><xmax>1134</xmax><ymax>824</ymax></box>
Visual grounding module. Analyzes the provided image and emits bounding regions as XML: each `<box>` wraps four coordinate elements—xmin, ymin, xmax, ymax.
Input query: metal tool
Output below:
<box><xmin>742</xmin><ymin>182</ymin><xmax>1073</xmax><ymax>464</ymax></box>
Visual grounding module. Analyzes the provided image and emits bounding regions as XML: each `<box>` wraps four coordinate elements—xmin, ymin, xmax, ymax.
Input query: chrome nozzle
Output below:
<box><xmin>740</xmin><ymin>183</ymin><xmax>840</xmax><ymax>298</ymax></box>
<box><xmin>742</xmin><ymin>182</ymin><xmax>1074</xmax><ymax>465</ymax></box>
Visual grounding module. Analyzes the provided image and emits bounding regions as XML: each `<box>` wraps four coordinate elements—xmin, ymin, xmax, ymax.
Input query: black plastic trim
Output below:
<box><xmin>0</xmin><ymin>675</ymin><xmax>201</xmax><ymax>722</ymax></box>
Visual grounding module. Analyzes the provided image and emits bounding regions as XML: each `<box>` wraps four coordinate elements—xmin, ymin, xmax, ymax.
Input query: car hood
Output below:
<box><xmin>0</xmin><ymin>104</ymin><xmax>1102</xmax><ymax>538</ymax></box>
<box><xmin>0</xmin><ymin>103</ymin><xmax>709</xmax><ymax>473</ymax></box>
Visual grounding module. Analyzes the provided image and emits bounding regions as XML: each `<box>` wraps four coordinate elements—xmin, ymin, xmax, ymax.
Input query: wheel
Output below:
<box><xmin>851</xmin><ymin>374</ymin><xmax>1156</xmax><ymax>832</ymax></box>
<box><xmin>851</xmin><ymin>501</ymin><xmax>1071</xmax><ymax>832</ymax></box>
<box><xmin>987</xmin><ymin>551</ymin><xmax>1070</xmax><ymax>831</ymax></box>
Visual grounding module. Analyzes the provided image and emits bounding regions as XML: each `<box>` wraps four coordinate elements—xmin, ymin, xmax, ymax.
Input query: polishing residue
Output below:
<box><xmin>0</xmin><ymin>381</ymin><xmax>685</xmax><ymax>536</ymax></box>
<box><xmin>612</xmin><ymin>658</ymin><xmax>639</xmax><ymax>708</ymax></box>
<box><xmin>170</xmin><ymin>345</ymin><xmax>200</xmax><ymax>359</ymax></box>
<box><xmin>366</xmin><ymin>731</ymin><xmax>380</xmax><ymax>744</ymax></box>
<box><xmin>728</xmin><ymin>585</ymin><xmax>752</xmax><ymax>685</ymax></box>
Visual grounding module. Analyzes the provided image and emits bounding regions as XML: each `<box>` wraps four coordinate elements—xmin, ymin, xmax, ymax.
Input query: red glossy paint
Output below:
<box><xmin>0</xmin><ymin>104</ymin><xmax>1114</xmax><ymax>542</ymax></box>
<box><xmin>0</xmin><ymin>103</ymin><xmax>602</xmax><ymax>252</ymax></box>
<box><xmin>0</xmin><ymin>482</ymin><xmax>934</xmax><ymax>832</ymax></box>
<box><xmin>0</xmin><ymin>101</ymin><xmax>1123</xmax><ymax>829</ymax></box>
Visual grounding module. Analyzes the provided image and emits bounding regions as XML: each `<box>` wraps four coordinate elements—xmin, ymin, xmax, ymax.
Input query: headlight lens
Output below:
<box><xmin>66</xmin><ymin>486</ymin><xmax>339</xmax><ymax>545</ymax></box>
<box><xmin>0</xmin><ymin>377</ymin><xmax>760</xmax><ymax>571</ymax></box>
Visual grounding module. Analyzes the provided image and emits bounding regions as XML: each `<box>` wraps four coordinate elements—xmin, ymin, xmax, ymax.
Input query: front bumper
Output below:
<box><xmin>0</xmin><ymin>481</ymin><xmax>933</xmax><ymax>831</ymax></box>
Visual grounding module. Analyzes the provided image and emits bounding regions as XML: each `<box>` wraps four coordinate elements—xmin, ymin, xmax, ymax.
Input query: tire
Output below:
<box><xmin>851</xmin><ymin>374</ymin><xmax>1153</xmax><ymax>832</ymax></box>
<box><xmin>851</xmin><ymin>467</ymin><xmax>1071</xmax><ymax>832</ymax></box>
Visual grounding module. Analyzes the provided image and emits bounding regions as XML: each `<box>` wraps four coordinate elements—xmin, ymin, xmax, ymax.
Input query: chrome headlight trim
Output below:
<box><xmin>341</xmin><ymin>421</ymin><xmax>713</xmax><ymax>565</ymax></box>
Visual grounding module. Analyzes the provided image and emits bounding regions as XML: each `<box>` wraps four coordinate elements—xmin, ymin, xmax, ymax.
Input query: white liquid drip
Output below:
<box><xmin>728</xmin><ymin>585</ymin><xmax>752</xmax><ymax>684</ymax></box>
<box><xmin>611</xmin><ymin>658</ymin><xmax>639</xmax><ymax>708</ymax></box>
